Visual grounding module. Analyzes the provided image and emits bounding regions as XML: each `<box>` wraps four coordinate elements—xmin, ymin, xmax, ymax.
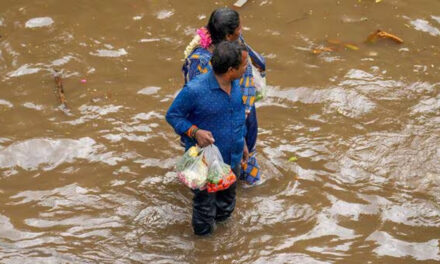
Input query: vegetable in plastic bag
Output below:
<box><xmin>176</xmin><ymin>146</ymin><xmax>208</xmax><ymax>190</ymax></box>
<box><xmin>251</xmin><ymin>63</ymin><xmax>266</xmax><ymax>101</ymax></box>
<box><xmin>203</xmin><ymin>145</ymin><xmax>237</xmax><ymax>193</ymax></box>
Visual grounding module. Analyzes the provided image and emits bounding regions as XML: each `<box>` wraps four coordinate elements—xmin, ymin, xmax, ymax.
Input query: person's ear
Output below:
<box><xmin>225</xmin><ymin>34</ymin><xmax>233</xmax><ymax>41</ymax></box>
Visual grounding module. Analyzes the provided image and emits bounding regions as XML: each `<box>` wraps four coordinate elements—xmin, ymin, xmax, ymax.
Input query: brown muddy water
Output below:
<box><xmin>0</xmin><ymin>0</ymin><xmax>439</xmax><ymax>263</ymax></box>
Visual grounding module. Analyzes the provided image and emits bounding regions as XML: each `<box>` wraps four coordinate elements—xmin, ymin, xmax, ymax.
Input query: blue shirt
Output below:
<box><xmin>182</xmin><ymin>46</ymin><xmax>260</xmax><ymax>152</ymax></box>
<box><xmin>166</xmin><ymin>71</ymin><xmax>246</xmax><ymax>168</ymax></box>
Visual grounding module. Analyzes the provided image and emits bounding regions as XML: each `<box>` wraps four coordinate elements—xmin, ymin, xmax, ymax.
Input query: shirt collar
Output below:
<box><xmin>207</xmin><ymin>70</ymin><xmax>219</xmax><ymax>90</ymax></box>
<box><xmin>207</xmin><ymin>70</ymin><xmax>239</xmax><ymax>91</ymax></box>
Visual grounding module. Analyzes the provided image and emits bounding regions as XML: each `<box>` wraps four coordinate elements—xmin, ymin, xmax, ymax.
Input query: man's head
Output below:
<box><xmin>211</xmin><ymin>41</ymin><xmax>248</xmax><ymax>80</ymax></box>
<box><xmin>207</xmin><ymin>8</ymin><xmax>241</xmax><ymax>45</ymax></box>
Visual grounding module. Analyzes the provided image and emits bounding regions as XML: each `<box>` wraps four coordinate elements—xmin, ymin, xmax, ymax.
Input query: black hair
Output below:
<box><xmin>207</xmin><ymin>8</ymin><xmax>240</xmax><ymax>45</ymax></box>
<box><xmin>211</xmin><ymin>41</ymin><xmax>247</xmax><ymax>74</ymax></box>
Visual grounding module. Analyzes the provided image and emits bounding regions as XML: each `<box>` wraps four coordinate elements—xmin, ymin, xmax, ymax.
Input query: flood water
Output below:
<box><xmin>0</xmin><ymin>0</ymin><xmax>439</xmax><ymax>263</ymax></box>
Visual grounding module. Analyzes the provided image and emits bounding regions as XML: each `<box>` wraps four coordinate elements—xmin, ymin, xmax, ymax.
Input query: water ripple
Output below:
<box><xmin>381</xmin><ymin>199</ymin><xmax>440</xmax><ymax>227</ymax></box>
<box><xmin>0</xmin><ymin>99</ymin><xmax>13</xmax><ymax>108</ymax></box>
<box><xmin>0</xmin><ymin>137</ymin><xmax>98</xmax><ymax>171</ymax></box>
<box><xmin>410</xmin><ymin>18</ymin><xmax>440</xmax><ymax>36</ymax></box>
<box><xmin>90</xmin><ymin>48</ymin><xmax>128</xmax><ymax>58</ymax></box>
<box><xmin>24</xmin><ymin>17</ymin><xmax>54</xmax><ymax>28</ymax></box>
<box><xmin>366</xmin><ymin>231</ymin><xmax>440</xmax><ymax>261</ymax></box>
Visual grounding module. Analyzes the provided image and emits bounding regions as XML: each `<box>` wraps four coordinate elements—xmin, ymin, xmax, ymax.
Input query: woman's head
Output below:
<box><xmin>207</xmin><ymin>8</ymin><xmax>241</xmax><ymax>45</ymax></box>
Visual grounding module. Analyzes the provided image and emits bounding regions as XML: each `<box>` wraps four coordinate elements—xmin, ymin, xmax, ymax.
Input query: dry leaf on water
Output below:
<box><xmin>344</xmin><ymin>43</ymin><xmax>360</xmax><ymax>50</ymax></box>
<box><xmin>312</xmin><ymin>47</ymin><xmax>334</xmax><ymax>54</ymax></box>
<box><xmin>312</xmin><ymin>40</ymin><xmax>359</xmax><ymax>54</ymax></box>
<box><xmin>366</xmin><ymin>30</ymin><xmax>403</xmax><ymax>44</ymax></box>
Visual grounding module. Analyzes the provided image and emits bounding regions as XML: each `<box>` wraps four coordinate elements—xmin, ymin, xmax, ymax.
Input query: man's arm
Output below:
<box><xmin>166</xmin><ymin>86</ymin><xmax>195</xmax><ymax>135</ymax></box>
<box><xmin>166</xmin><ymin>86</ymin><xmax>215</xmax><ymax>147</ymax></box>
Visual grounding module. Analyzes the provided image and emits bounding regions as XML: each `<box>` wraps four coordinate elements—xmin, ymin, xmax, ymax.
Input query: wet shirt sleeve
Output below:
<box><xmin>165</xmin><ymin>85</ymin><xmax>195</xmax><ymax>136</ymax></box>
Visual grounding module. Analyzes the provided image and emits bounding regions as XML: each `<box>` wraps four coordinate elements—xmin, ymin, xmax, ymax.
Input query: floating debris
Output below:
<box><xmin>312</xmin><ymin>39</ymin><xmax>359</xmax><ymax>54</ymax></box>
<box><xmin>288</xmin><ymin>156</ymin><xmax>298</xmax><ymax>162</ymax></box>
<box><xmin>53</xmin><ymin>70</ymin><xmax>71</xmax><ymax>115</ymax></box>
<box><xmin>54</xmin><ymin>71</ymin><xmax>66</xmax><ymax>105</ymax></box>
<box><xmin>312</xmin><ymin>47</ymin><xmax>334</xmax><ymax>54</ymax></box>
<box><xmin>313</xmin><ymin>29</ymin><xmax>401</xmax><ymax>55</ymax></box>
<box><xmin>366</xmin><ymin>30</ymin><xmax>403</xmax><ymax>44</ymax></box>
<box><xmin>344</xmin><ymin>43</ymin><xmax>360</xmax><ymax>50</ymax></box>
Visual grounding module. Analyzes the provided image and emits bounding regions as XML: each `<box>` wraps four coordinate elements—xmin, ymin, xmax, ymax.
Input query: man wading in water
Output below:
<box><xmin>182</xmin><ymin>7</ymin><xmax>266</xmax><ymax>185</ymax></box>
<box><xmin>166</xmin><ymin>41</ymin><xmax>248</xmax><ymax>235</ymax></box>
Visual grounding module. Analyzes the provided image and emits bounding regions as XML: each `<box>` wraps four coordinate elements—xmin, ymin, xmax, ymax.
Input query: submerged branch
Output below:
<box><xmin>53</xmin><ymin>70</ymin><xmax>71</xmax><ymax>115</ymax></box>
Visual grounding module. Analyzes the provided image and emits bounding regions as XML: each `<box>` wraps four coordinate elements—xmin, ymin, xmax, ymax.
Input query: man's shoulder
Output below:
<box><xmin>185</xmin><ymin>73</ymin><xmax>209</xmax><ymax>95</ymax></box>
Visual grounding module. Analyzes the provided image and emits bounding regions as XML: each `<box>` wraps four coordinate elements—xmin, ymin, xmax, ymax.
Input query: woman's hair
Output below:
<box><xmin>211</xmin><ymin>41</ymin><xmax>246</xmax><ymax>74</ymax></box>
<box><xmin>207</xmin><ymin>8</ymin><xmax>240</xmax><ymax>45</ymax></box>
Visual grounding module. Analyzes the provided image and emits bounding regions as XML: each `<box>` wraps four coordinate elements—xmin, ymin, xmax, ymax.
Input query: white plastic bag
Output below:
<box><xmin>176</xmin><ymin>146</ymin><xmax>208</xmax><ymax>190</ymax></box>
<box><xmin>251</xmin><ymin>63</ymin><xmax>267</xmax><ymax>101</ymax></box>
<box><xmin>203</xmin><ymin>145</ymin><xmax>236</xmax><ymax>193</ymax></box>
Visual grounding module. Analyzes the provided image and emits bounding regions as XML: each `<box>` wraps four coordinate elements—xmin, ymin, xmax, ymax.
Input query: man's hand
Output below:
<box><xmin>242</xmin><ymin>142</ymin><xmax>249</xmax><ymax>164</ymax></box>
<box><xmin>194</xmin><ymin>129</ymin><xmax>215</xmax><ymax>147</ymax></box>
